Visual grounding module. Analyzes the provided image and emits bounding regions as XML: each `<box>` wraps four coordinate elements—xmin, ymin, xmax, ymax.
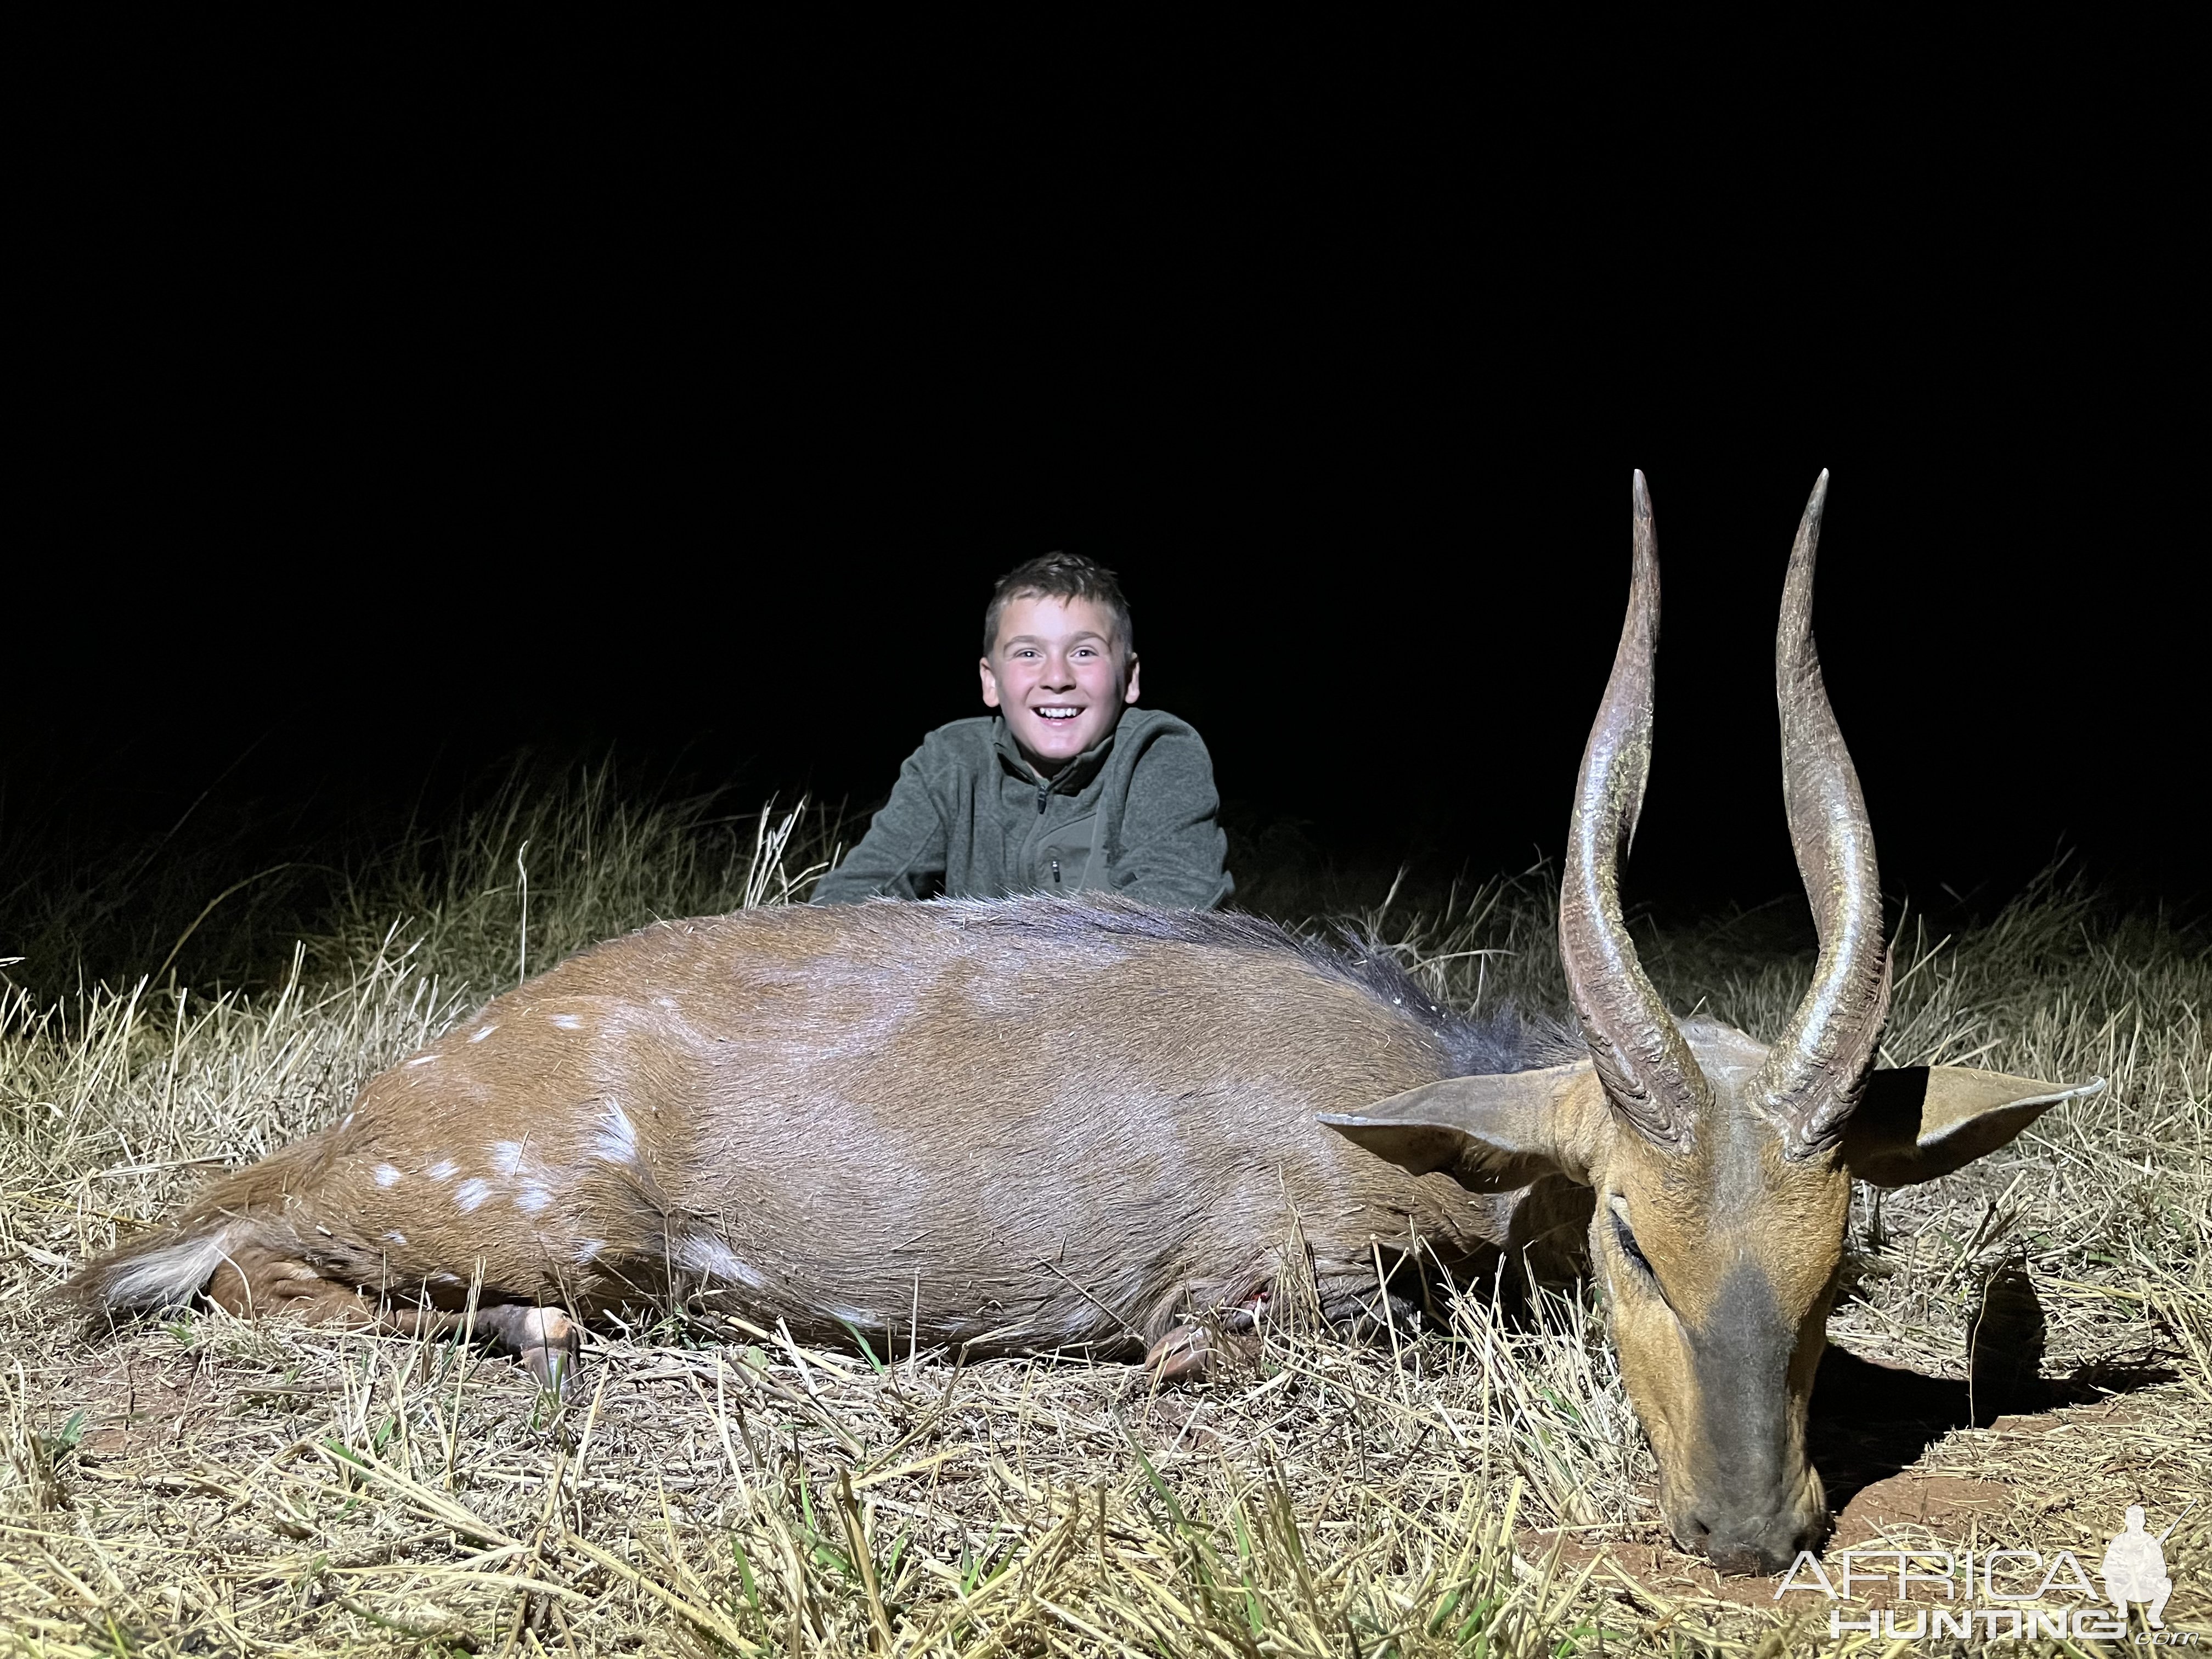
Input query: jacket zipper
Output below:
<box><xmin>1036</xmin><ymin>781</ymin><xmax>1049</xmax><ymax>814</ymax></box>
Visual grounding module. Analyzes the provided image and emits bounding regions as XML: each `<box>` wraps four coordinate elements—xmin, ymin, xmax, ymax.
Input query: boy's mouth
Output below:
<box><xmin>1030</xmin><ymin>706</ymin><xmax>1085</xmax><ymax>723</ymax></box>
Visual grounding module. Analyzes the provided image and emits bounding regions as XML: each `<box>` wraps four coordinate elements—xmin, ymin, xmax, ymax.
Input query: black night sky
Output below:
<box><xmin>10</xmin><ymin>28</ymin><xmax>2200</xmax><ymax>948</ymax></box>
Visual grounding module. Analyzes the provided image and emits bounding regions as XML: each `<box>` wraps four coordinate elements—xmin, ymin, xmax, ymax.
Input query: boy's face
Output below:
<box><xmin>980</xmin><ymin>594</ymin><xmax>1141</xmax><ymax>775</ymax></box>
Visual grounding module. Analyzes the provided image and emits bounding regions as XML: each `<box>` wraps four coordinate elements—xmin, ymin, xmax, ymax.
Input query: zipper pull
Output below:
<box><xmin>1037</xmin><ymin>782</ymin><xmax>1049</xmax><ymax>814</ymax></box>
<box><xmin>1052</xmin><ymin>858</ymin><xmax>1062</xmax><ymax>886</ymax></box>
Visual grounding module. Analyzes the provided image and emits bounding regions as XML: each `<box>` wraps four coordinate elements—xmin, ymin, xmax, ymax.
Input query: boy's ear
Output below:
<box><xmin>1841</xmin><ymin>1066</ymin><xmax>2105</xmax><ymax>1188</ymax></box>
<box><xmin>1321</xmin><ymin>1062</ymin><xmax>1597</xmax><ymax>1192</ymax></box>
<box><xmin>1122</xmin><ymin>652</ymin><xmax>1141</xmax><ymax>704</ymax></box>
<box><xmin>979</xmin><ymin>656</ymin><xmax>1002</xmax><ymax>708</ymax></box>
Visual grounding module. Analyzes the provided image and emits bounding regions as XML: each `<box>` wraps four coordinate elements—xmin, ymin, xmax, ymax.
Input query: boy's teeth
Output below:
<box><xmin>1037</xmin><ymin>707</ymin><xmax>1079</xmax><ymax>719</ymax></box>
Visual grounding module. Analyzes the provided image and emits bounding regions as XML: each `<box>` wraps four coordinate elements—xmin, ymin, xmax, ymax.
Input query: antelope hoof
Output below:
<box><xmin>1142</xmin><ymin>1317</ymin><xmax>1262</xmax><ymax>1386</ymax></box>
<box><xmin>1143</xmin><ymin>1323</ymin><xmax>1215</xmax><ymax>1384</ymax></box>
<box><xmin>516</xmin><ymin>1307</ymin><xmax>580</xmax><ymax>1392</ymax></box>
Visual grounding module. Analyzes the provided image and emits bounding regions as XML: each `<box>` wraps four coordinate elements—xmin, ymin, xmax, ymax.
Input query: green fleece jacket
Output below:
<box><xmin>811</xmin><ymin>707</ymin><xmax>1233</xmax><ymax>909</ymax></box>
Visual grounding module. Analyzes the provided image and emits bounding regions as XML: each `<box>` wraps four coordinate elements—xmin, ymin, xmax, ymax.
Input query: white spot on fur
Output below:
<box><xmin>427</xmin><ymin>1160</ymin><xmax>458</xmax><ymax>1182</ymax></box>
<box><xmin>656</xmin><ymin>996</ymin><xmax>677</xmax><ymax>1009</ymax></box>
<box><xmin>550</xmin><ymin>1013</ymin><xmax>583</xmax><ymax>1030</ymax></box>
<box><xmin>593</xmin><ymin>1103</ymin><xmax>638</xmax><ymax>1165</ymax></box>
<box><xmin>455</xmin><ymin>1178</ymin><xmax>491</xmax><ymax>1212</ymax></box>
<box><xmin>827</xmin><ymin>1305</ymin><xmax>879</xmax><ymax>1328</ymax></box>
<box><xmin>577</xmin><ymin>1238</ymin><xmax>604</xmax><ymax>1263</ymax></box>
<box><xmin>99</xmin><ymin>1229</ymin><xmax>232</xmax><ymax>1311</ymax></box>
<box><xmin>434</xmin><ymin>1272</ymin><xmax>461</xmax><ymax>1285</ymax></box>
<box><xmin>384</xmin><ymin>1231</ymin><xmax>407</xmax><ymax>1245</ymax></box>
<box><xmin>676</xmin><ymin>1234</ymin><xmax>765</xmax><ymax>1288</ymax></box>
<box><xmin>488</xmin><ymin>1141</ymin><xmax>527</xmax><ymax>1176</ymax></box>
<box><xmin>469</xmin><ymin>1023</ymin><xmax>496</xmax><ymax>1042</ymax></box>
<box><xmin>515</xmin><ymin>1183</ymin><xmax>553</xmax><ymax>1214</ymax></box>
<box><xmin>374</xmin><ymin>1164</ymin><xmax>402</xmax><ymax>1188</ymax></box>
<box><xmin>408</xmin><ymin>1054</ymin><xmax>438</xmax><ymax>1068</ymax></box>
<box><xmin>338</xmin><ymin>1112</ymin><xmax>354</xmax><ymax>1129</ymax></box>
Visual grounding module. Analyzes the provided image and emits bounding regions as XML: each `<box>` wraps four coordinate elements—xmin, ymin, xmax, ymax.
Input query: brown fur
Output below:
<box><xmin>74</xmin><ymin>896</ymin><xmax>2085</xmax><ymax>1574</ymax></box>
<box><xmin>72</xmin><ymin>897</ymin><xmax>1561</xmax><ymax>1361</ymax></box>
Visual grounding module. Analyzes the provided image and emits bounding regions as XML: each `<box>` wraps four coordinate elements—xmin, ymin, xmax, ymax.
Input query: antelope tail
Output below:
<box><xmin>66</xmin><ymin>1216</ymin><xmax>242</xmax><ymax>1316</ymax></box>
<box><xmin>61</xmin><ymin>1138</ymin><xmax>331</xmax><ymax>1318</ymax></box>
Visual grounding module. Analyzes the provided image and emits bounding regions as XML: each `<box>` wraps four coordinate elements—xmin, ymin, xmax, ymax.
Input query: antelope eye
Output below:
<box><xmin>1608</xmin><ymin>1195</ymin><xmax>1657</xmax><ymax>1281</ymax></box>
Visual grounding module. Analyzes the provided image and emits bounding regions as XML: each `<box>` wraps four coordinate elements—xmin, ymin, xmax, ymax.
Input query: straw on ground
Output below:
<box><xmin>2</xmin><ymin>774</ymin><xmax>2205</xmax><ymax>1653</ymax></box>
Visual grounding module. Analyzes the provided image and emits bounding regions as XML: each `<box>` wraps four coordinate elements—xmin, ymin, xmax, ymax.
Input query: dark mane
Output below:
<box><xmin>932</xmin><ymin>893</ymin><xmax>1582</xmax><ymax>1077</ymax></box>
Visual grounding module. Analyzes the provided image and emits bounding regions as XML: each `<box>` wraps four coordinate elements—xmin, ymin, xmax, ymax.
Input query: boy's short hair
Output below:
<box><xmin>983</xmin><ymin>552</ymin><xmax>1135</xmax><ymax>660</ymax></box>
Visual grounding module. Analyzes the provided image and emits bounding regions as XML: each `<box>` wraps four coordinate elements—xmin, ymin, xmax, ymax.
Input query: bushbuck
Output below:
<box><xmin>72</xmin><ymin>472</ymin><xmax>2097</xmax><ymax>1574</ymax></box>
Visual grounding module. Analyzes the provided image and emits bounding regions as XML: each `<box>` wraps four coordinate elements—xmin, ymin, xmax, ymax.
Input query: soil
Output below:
<box><xmin>1526</xmin><ymin>1356</ymin><xmax>2204</xmax><ymax>1628</ymax></box>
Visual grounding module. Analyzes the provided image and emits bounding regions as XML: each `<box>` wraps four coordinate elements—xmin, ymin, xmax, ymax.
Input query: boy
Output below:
<box><xmin>811</xmin><ymin>553</ymin><xmax>1233</xmax><ymax>908</ymax></box>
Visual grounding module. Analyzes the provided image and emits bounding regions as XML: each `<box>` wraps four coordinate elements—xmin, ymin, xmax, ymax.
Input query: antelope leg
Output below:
<box><xmin>476</xmin><ymin>1305</ymin><xmax>581</xmax><ymax>1391</ymax></box>
<box><xmin>1141</xmin><ymin>1289</ymin><xmax>1273</xmax><ymax>1383</ymax></box>
<box><xmin>1317</xmin><ymin>1281</ymin><xmax>1425</xmax><ymax>1344</ymax></box>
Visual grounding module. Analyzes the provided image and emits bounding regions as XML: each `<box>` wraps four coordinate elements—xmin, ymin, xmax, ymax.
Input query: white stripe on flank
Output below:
<box><xmin>469</xmin><ymin>1023</ymin><xmax>496</xmax><ymax>1042</ymax></box>
<box><xmin>593</xmin><ymin>1102</ymin><xmax>638</xmax><ymax>1165</ymax></box>
<box><xmin>676</xmin><ymin>1235</ymin><xmax>765</xmax><ymax>1288</ymax></box>
<box><xmin>550</xmin><ymin>1014</ymin><xmax>583</xmax><ymax>1030</ymax></box>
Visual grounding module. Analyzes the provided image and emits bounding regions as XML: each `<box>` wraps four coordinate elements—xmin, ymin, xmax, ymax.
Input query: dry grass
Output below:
<box><xmin>2</xmin><ymin>773</ymin><xmax>2208</xmax><ymax>1654</ymax></box>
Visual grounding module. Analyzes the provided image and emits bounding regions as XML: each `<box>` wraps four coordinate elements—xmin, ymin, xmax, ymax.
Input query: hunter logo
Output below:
<box><xmin>1775</xmin><ymin>1504</ymin><xmax>2196</xmax><ymax>1642</ymax></box>
<box><xmin>2104</xmin><ymin>1506</ymin><xmax>2181</xmax><ymax>1630</ymax></box>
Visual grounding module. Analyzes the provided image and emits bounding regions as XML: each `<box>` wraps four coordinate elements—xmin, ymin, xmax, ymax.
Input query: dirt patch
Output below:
<box><xmin>1527</xmin><ymin>1387</ymin><xmax>2207</xmax><ymax>1621</ymax></box>
<box><xmin>1830</xmin><ymin>1474</ymin><xmax>2011</xmax><ymax>1552</ymax></box>
<box><xmin>65</xmin><ymin>1348</ymin><xmax>212</xmax><ymax>1460</ymax></box>
<box><xmin>1528</xmin><ymin>1475</ymin><xmax>2010</xmax><ymax>1614</ymax></box>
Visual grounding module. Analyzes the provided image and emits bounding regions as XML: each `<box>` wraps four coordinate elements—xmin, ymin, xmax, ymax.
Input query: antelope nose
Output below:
<box><xmin>1690</xmin><ymin>1511</ymin><xmax>1820</xmax><ymax>1577</ymax></box>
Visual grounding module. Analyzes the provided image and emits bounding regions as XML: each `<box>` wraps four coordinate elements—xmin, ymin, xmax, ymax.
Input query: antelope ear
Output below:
<box><xmin>1319</xmin><ymin>1062</ymin><xmax>1596</xmax><ymax>1193</ymax></box>
<box><xmin>1842</xmin><ymin>1066</ymin><xmax>2106</xmax><ymax>1188</ymax></box>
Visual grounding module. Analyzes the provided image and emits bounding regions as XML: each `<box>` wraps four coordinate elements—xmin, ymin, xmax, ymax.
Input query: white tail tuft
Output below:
<box><xmin>94</xmin><ymin>1227</ymin><xmax>234</xmax><ymax>1312</ymax></box>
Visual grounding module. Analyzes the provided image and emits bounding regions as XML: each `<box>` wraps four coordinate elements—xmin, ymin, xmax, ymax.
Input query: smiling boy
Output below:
<box><xmin>811</xmin><ymin>553</ymin><xmax>1233</xmax><ymax>907</ymax></box>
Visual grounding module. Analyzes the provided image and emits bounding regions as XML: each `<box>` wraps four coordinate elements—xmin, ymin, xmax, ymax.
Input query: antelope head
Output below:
<box><xmin>1327</xmin><ymin>472</ymin><xmax>2099</xmax><ymax>1572</ymax></box>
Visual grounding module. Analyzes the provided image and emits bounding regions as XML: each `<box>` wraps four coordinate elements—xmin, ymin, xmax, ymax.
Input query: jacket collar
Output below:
<box><xmin>992</xmin><ymin>713</ymin><xmax>1118</xmax><ymax>797</ymax></box>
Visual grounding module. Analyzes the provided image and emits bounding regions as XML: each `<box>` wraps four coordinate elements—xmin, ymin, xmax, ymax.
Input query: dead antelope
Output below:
<box><xmin>73</xmin><ymin>471</ymin><xmax>2097</xmax><ymax>1573</ymax></box>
